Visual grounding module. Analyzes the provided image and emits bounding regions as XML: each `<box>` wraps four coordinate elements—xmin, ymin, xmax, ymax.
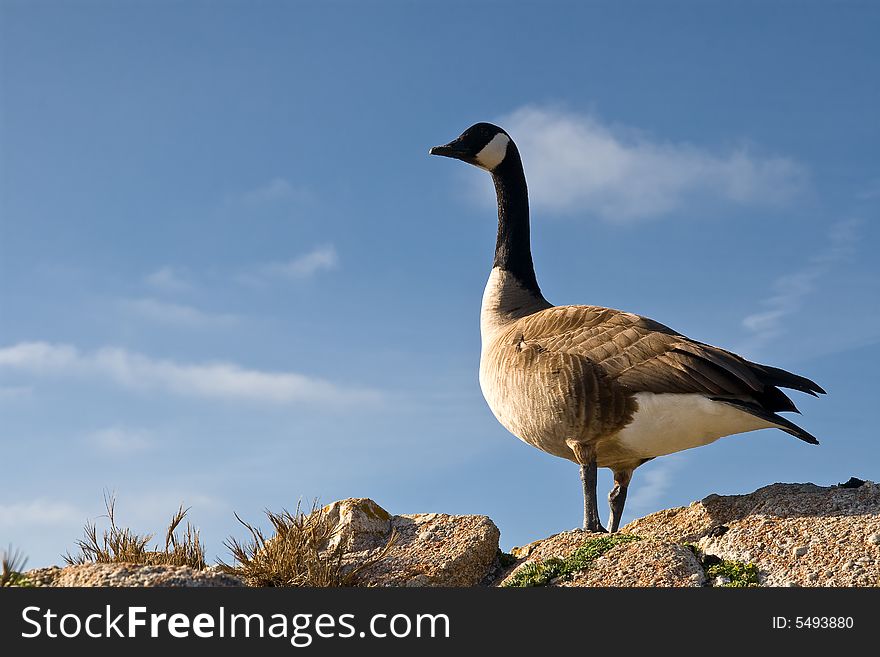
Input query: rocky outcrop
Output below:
<box><xmin>495</xmin><ymin>479</ymin><xmax>879</xmax><ymax>587</ymax></box>
<box><xmin>21</xmin><ymin>499</ymin><xmax>500</xmax><ymax>588</ymax></box>
<box><xmin>625</xmin><ymin>479</ymin><xmax>880</xmax><ymax>587</ymax></box>
<box><xmin>23</xmin><ymin>564</ymin><xmax>242</xmax><ymax>587</ymax></box>
<box><xmin>332</xmin><ymin>498</ymin><xmax>501</xmax><ymax>587</ymax></box>
<box><xmin>17</xmin><ymin>480</ymin><xmax>879</xmax><ymax>587</ymax></box>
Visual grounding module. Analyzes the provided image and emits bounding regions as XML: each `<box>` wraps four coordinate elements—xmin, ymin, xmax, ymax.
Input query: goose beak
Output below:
<box><xmin>429</xmin><ymin>141</ymin><xmax>469</xmax><ymax>160</ymax></box>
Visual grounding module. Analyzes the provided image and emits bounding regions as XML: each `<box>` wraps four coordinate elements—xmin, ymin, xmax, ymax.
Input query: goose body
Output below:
<box><xmin>431</xmin><ymin>122</ymin><xmax>824</xmax><ymax>532</ymax></box>
<box><xmin>479</xmin><ymin>270</ymin><xmax>778</xmax><ymax>467</ymax></box>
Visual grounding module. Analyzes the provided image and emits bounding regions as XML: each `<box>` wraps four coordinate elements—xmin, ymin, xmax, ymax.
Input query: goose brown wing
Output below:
<box><xmin>513</xmin><ymin>305</ymin><xmax>763</xmax><ymax>397</ymax></box>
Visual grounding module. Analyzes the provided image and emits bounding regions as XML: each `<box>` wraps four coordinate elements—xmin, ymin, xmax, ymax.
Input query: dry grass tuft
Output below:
<box><xmin>220</xmin><ymin>500</ymin><xmax>395</xmax><ymax>587</ymax></box>
<box><xmin>1</xmin><ymin>546</ymin><xmax>29</xmax><ymax>587</ymax></box>
<box><xmin>64</xmin><ymin>493</ymin><xmax>206</xmax><ymax>569</ymax></box>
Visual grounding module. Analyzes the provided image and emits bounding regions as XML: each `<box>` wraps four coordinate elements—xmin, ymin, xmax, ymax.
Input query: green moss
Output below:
<box><xmin>706</xmin><ymin>559</ymin><xmax>760</xmax><ymax>588</ymax></box>
<box><xmin>502</xmin><ymin>558</ymin><xmax>565</xmax><ymax>587</ymax></box>
<box><xmin>502</xmin><ymin>533</ymin><xmax>641</xmax><ymax>588</ymax></box>
<box><xmin>3</xmin><ymin>572</ymin><xmax>34</xmax><ymax>587</ymax></box>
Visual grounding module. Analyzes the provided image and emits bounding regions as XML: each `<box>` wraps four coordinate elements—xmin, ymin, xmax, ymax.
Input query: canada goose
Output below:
<box><xmin>430</xmin><ymin>122</ymin><xmax>825</xmax><ymax>533</ymax></box>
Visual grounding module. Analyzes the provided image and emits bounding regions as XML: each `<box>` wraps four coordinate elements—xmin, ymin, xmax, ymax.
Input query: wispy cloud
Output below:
<box><xmin>86</xmin><ymin>426</ymin><xmax>154</xmax><ymax>454</ymax></box>
<box><xmin>0</xmin><ymin>385</ymin><xmax>32</xmax><ymax>400</ymax></box>
<box><xmin>856</xmin><ymin>179</ymin><xmax>880</xmax><ymax>200</ymax></box>
<box><xmin>0</xmin><ymin>499</ymin><xmax>86</xmax><ymax>529</ymax></box>
<box><xmin>145</xmin><ymin>266</ymin><xmax>193</xmax><ymax>293</ymax></box>
<box><xmin>491</xmin><ymin>106</ymin><xmax>807</xmax><ymax>221</ymax></box>
<box><xmin>239</xmin><ymin>177</ymin><xmax>310</xmax><ymax>206</ymax></box>
<box><xmin>124</xmin><ymin>491</ymin><xmax>227</xmax><ymax>522</ymax></box>
<box><xmin>120</xmin><ymin>297</ymin><xmax>238</xmax><ymax>328</ymax></box>
<box><xmin>624</xmin><ymin>455</ymin><xmax>686</xmax><ymax>516</ymax></box>
<box><xmin>243</xmin><ymin>245</ymin><xmax>339</xmax><ymax>284</ymax></box>
<box><xmin>740</xmin><ymin>218</ymin><xmax>861</xmax><ymax>353</ymax></box>
<box><xmin>0</xmin><ymin>342</ymin><xmax>381</xmax><ymax>405</ymax></box>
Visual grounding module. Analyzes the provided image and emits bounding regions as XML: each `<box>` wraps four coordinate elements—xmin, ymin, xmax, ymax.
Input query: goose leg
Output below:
<box><xmin>608</xmin><ymin>469</ymin><xmax>632</xmax><ymax>533</ymax></box>
<box><xmin>579</xmin><ymin>462</ymin><xmax>606</xmax><ymax>532</ymax></box>
<box><xmin>569</xmin><ymin>441</ymin><xmax>606</xmax><ymax>533</ymax></box>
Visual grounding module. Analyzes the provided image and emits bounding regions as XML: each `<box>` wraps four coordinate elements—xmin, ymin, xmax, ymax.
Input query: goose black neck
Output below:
<box><xmin>491</xmin><ymin>145</ymin><xmax>542</xmax><ymax>296</ymax></box>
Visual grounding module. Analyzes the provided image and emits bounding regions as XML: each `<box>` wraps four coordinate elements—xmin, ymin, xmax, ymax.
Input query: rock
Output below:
<box><xmin>509</xmin><ymin>529</ymin><xmax>606</xmax><ymax>563</ymax></box>
<box><xmin>564</xmin><ymin>540</ymin><xmax>704</xmax><ymax>587</ymax></box>
<box><xmin>495</xmin><ymin>531</ymin><xmax>705</xmax><ymax>587</ymax></box>
<box><xmin>624</xmin><ymin>481</ymin><xmax>880</xmax><ymax>587</ymax></box>
<box><xmin>707</xmin><ymin>524</ymin><xmax>729</xmax><ymax>538</ymax></box>
<box><xmin>340</xmin><ymin>502</ymin><xmax>500</xmax><ymax>587</ymax></box>
<box><xmin>320</xmin><ymin>498</ymin><xmax>391</xmax><ymax>552</ymax></box>
<box><xmin>41</xmin><ymin>563</ymin><xmax>242</xmax><ymax>587</ymax></box>
<box><xmin>16</xmin><ymin>566</ymin><xmax>63</xmax><ymax>587</ymax></box>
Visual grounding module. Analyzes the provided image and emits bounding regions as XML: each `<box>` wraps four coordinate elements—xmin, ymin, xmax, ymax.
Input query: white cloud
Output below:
<box><xmin>0</xmin><ymin>499</ymin><xmax>85</xmax><ymax>529</ymax></box>
<box><xmin>145</xmin><ymin>266</ymin><xmax>193</xmax><ymax>293</ymax></box>
<box><xmin>252</xmin><ymin>244</ymin><xmax>339</xmax><ymax>281</ymax></box>
<box><xmin>87</xmin><ymin>426</ymin><xmax>154</xmax><ymax>454</ymax></box>
<box><xmin>491</xmin><ymin>106</ymin><xmax>807</xmax><ymax>221</ymax></box>
<box><xmin>0</xmin><ymin>342</ymin><xmax>80</xmax><ymax>371</ymax></box>
<box><xmin>740</xmin><ymin>218</ymin><xmax>861</xmax><ymax>352</ymax></box>
<box><xmin>121</xmin><ymin>297</ymin><xmax>238</xmax><ymax>328</ymax></box>
<box><xmin>0</xmin><ymin>342</ymin><xmax>381</xmax><ymax>405</ymax></box>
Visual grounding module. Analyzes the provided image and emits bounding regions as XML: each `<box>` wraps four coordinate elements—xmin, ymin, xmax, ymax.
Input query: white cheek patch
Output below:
<box><xmin>474</xmin><ymin>133</ymin><xmax>510</xmax><ymax>171</ymax></box>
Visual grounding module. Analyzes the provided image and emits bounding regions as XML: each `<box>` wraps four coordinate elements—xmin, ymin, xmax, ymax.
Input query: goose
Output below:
<box><xmin>430</xmin><ymin>122</ymin><xmax>825</xmax><ymax>533</ymax></box>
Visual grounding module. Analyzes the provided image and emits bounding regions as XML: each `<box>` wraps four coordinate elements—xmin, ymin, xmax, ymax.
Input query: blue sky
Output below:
<box><xmin>1</xmin><ymin>1</ymin><xmax>878</xmax><ymax>568</ymax></box>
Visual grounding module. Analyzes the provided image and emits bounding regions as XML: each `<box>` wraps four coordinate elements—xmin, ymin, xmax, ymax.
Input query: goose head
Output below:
<box><xmin>430</xmin><ymin>122</ymin><xmax>512</xmax><ymax>172</ymax></box>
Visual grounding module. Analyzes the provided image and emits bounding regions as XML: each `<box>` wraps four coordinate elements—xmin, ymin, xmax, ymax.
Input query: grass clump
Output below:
<box><xmin>705</xmin><ymin>559</ymin><xmax>760</xmax><ymax>587</ymax></box>
<box><xmin>219</xmin><ymin>501</ymin><xmax>395</xmax><ymax>587</ymax></box>
<box><xmin>64</xmin><ymin>493</ymin><xmax>206</xmax><ymax>569</ymax></box>
<box><xmin>502</xmin><ymin>533</ymin><xmax>641</xmax><ymax>588</ymax></box>
<box><xmin>1</xmin><ymin>546</ymin><xmax>31</xmax><ymax>587</ymax></box>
